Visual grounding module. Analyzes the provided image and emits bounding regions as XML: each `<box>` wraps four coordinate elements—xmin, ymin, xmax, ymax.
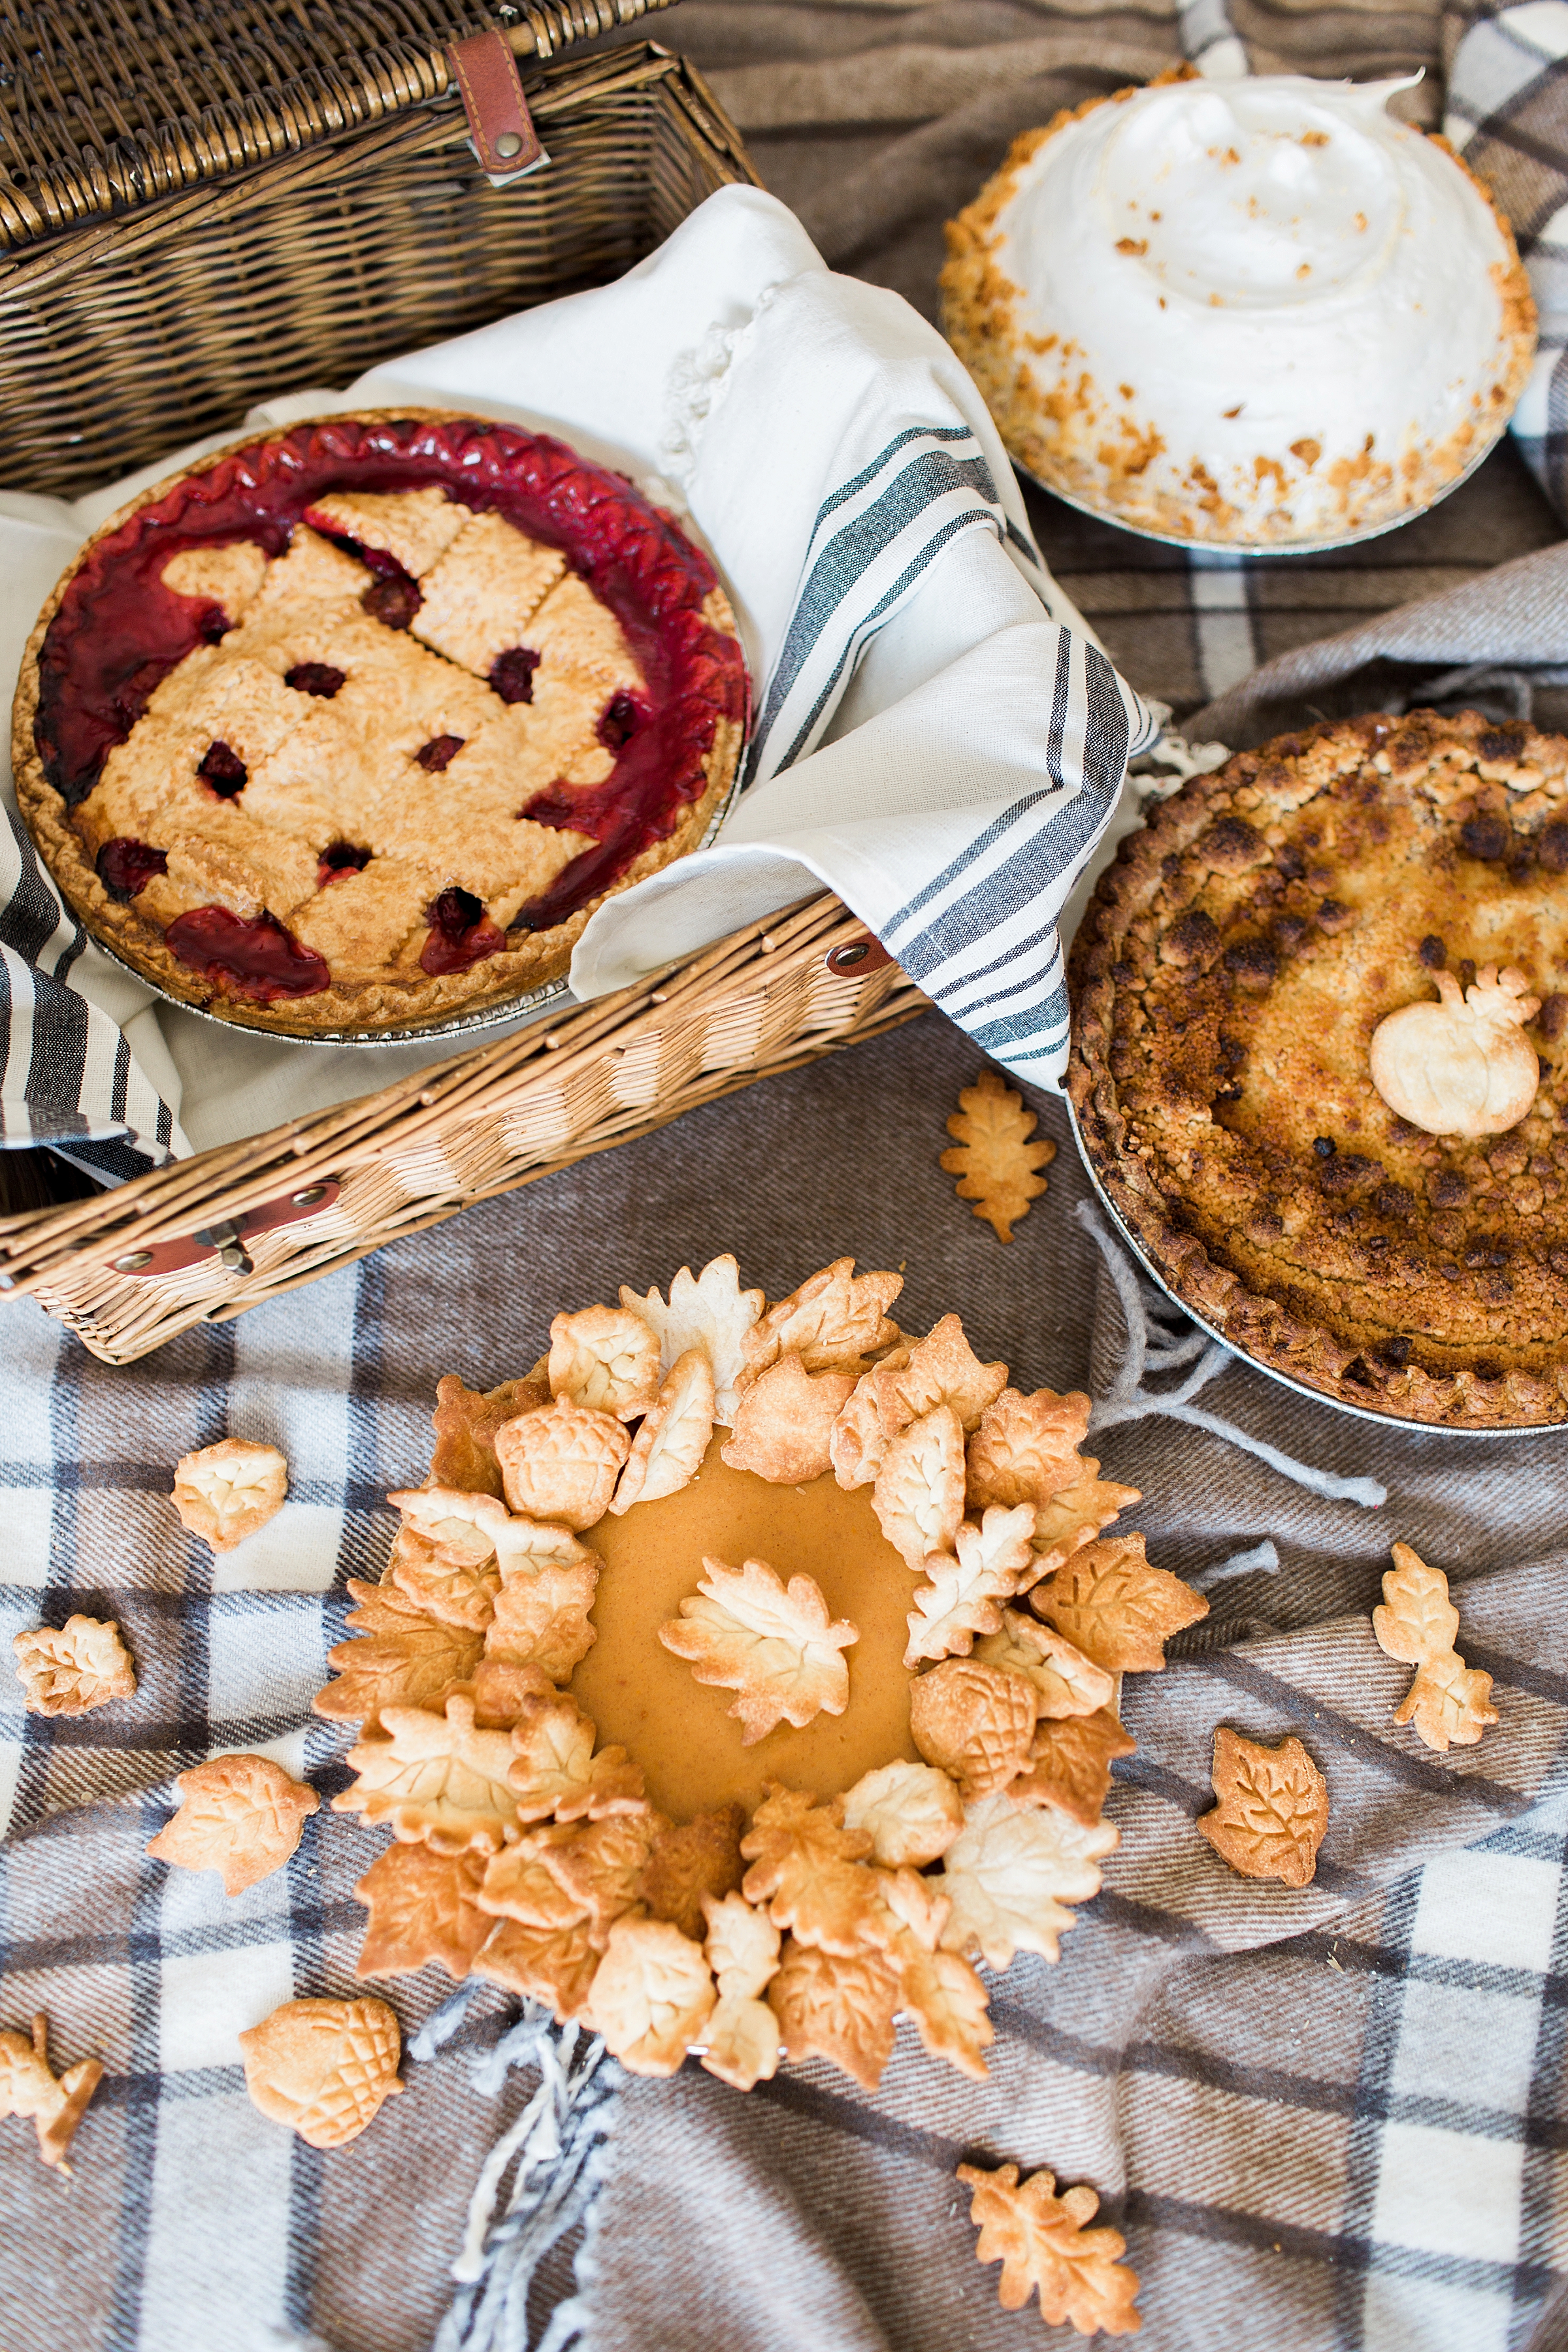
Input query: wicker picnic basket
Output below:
<box><xmin>0</xmin><ymin>2</ymin><xmax>930</xmax><ymax>1360</ymax></box>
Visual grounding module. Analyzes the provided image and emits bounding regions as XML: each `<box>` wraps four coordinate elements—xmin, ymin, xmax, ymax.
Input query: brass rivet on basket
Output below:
<box><xmin>830</xmin><ymin>942</ymin><xmax>870</xmax><ymax>970</ymax></box>
<box><xmin>495</xmin><ymin>131</ymin><xmax>523</xmax><ymax>158</ymax></box>
<box><xmin>291</xmin><ymin>1186</ymin><xmax>327</xmax><ymax>1206</ymax></box>
<box><xmin>219</xmin><ymin>1244</ymin><xmax>252</xmax><ymax>1271</ymax></box>
<box><xmin>114</xmin><ymin>1250</ymin><xmax>154</xmax><ymax>1271</ymax></box>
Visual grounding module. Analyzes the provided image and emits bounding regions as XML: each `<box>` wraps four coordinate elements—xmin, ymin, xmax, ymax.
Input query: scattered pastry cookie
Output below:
<box><xmin>958</xmin><ymin>2158</ymin><xmax>1142</xmax><ymax>2338</ymax></box>
<box><xmin>146</xmin><ymin>1754</ymin><xmax>320</xmax><ymax>1895</ymax></box>
<box><xmin>1198</xmin><ymin>1725</ymin><xmax>1329</xmax><ymax>1887</ymax></box>
<box><xmin>1372</xmin><ymin>1541</ymin><xmax>1498</xmax><ymax>1752</ymax></box>
<box><xmin>239</xmin><ymin>1995</ymin><xmax>402</xmax><ymax>2149</ymax></box>
<box><xmin>172</xmin><ymin>1437</ymin><xmax>288</xmax><ymax>1552</ymax></box>
<box><xmin>13</xmin><ymin>1614</ymin><xmax>137</xmax><ymax>1716</ymax></box>
<box><xmin>311</xmin><ymin>1252</ymin><xmax>1174</xmax><ymax>2096</ymax></box>
<box><xmin>941</xmin><ymin>1067</ymin><xmax>1056</xmax><ymax>1243</ymax></box>
<box><xmin>0</xmin><ymin>2012</ymin><xmax>104</xmax><ymax>2172</ymax></box>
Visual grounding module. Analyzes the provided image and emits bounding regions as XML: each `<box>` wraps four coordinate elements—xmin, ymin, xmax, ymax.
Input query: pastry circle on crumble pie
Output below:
<box><xmin>12</xmin><ymin>412</ymin><xmax>748</xmax><ymax>1037</ymax></box>
<box><xmin>1068</xmin><ymin>710</ymin><xmax>1568</xmax><ymax>1428</ymax></box>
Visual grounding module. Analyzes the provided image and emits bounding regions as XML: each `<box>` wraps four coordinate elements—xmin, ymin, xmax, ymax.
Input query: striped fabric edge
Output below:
<box><xmin>879</xmin><ymin>632</ymin><xmax>1156</xmax><ymax>1068</ymax></box>
<box><xmin>745</xmin><ymin>422</ymin><xmax>1052</xmax><ymax>789</ymax></box>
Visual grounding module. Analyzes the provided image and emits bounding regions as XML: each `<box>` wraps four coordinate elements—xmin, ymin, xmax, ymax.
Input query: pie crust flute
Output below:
<box><xmin>15</xmin><ymin>410</ymin><xmax>747</xmax><ymax>1037</ymax></box>
<box><xmin>1068</xmin><ymin>710</ymin><xmax>1568</xmax><ymax>1428</ymax></box>
<box><xmin>313</xmin><ymin>1254</ymin><xmax>1188</xmax><ymax>2096</ymax></box>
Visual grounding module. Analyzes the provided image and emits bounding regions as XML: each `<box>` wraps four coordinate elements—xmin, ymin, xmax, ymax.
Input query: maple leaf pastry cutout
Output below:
<box><xmin>841</xmin><ymin>1759</ymin><xmax>965</xmax><ymax>1869</ymax></box>
<box><xmin>0</xmin><ymin>2013</ymin><xmax>103</xmax><ymax>2172</ymax></box>
<box><xmin>972</xmin><ymin>1611</ymin><xmax>1115</xmax><ymax>1719</ymax></box>
<box><xmin>836</xmin><ymin>1318</ymin><xmax>1010</xmax><ymax>1495</ymax></box>
<box><xmin>739</xmin><ymin>1785</ymin><xmax>881</xmax><ymax>1955</ymax></box>
<box><xmin>1198</xmin><ymin>1726</ymin><xmax>1329</xmax><ymax>1888</ymax></box>
<box><xmin>958</xmin><ymin>2159</ymin><xmax>1142</xmax><ymax>2338</ymax></box>
<box><xmin>966</xmin><ymin>1386</ymin><xmax>1092</xmax><ymax>1513</ymax></box>
<box><xmin>768</xmin><ymin>1936</ymin><xmax>902</xmax><ymax>2091</ymax></box>
<box><xmin>934</xmin><ymin>1791</ymin><xmax>1118</xmax><ymax>1969</ymax></box>
<box><xmin>1029</xmin><ymin>1462</ymin><xmax>1144</xmax><ymax>1580</ymax></box>
<box><xmin>492</xmin><ymin>1397</ymin><xmax>630</xmax><ymax>1529</ymax></box>
<box><xmin>483</xmin><ymin>1551</ymin><xmax>601</xmax><ymax>1683</ymax></box>
<box><xmin>353</xmin><ymin>1844</ymin><xmax>496</xmax><ymax>1980</ymax></box>
<box><xmin>1372</xmin><ymin>1541</ymin><xmax>1498</xmax><ymax>1752</ymax></box>
<box><xmin>335</xmin><ymin>1690</ymin><xmax>524</xmax><ymax>1854</ymax></box>
<box><xmin>620</xmin><ymin>1253</ymin><xmax>764</xmax><ymax>1426</ymax></box>
<box><xmin>171</xmin><ymin>1437</ymin><xmax>288</xmax><ymax>1552</ymax></box>
<box><xmin>904</xmin><ymin>1503</ymin><xmax>1038</xmax><ymax>1665</ymax></box>
<box><xmin>240</xmin><ymin>1996</ymin><xmax>403</xmax><ymax>2149</ymax></box>
<box><xmin>739</xmin><ymin>1257</ymin><xmax>903</xmax><ymax>1391</ymax></box>
<box><xmin>475</xmin><ymin>1916</ymin><xmax>603</xmax><ymax>2020</ymax></box>
<box><xmin>1030</xmin><ymin>1533</ymin><xmax>1207</xmax><ymax>1673</ymax></box>
<box><xmin>722</xmin><ymin>1353</ymin><xmax>857</xmax><ymax>1484</ymax></box>
<box><xmin>584</xmin><ymin>1916</ymin><xmax>716</xmax><ymax>2076</ymax></box>
<box><xmin>941</xmin><ymin>1067</ymin><xmax>1056</xmax><ymax>1243</ymax></box>
<box><xmin>636</xmin><ymin>1803</ymin><xmax>747</xmax><ymax>1940</ymax></box>
<box><xmin>610</xmin><ymin>1347</ymin><xmax>715</xmax><ymax>1512</ymax></box>
<box><xmin>429</xmin><ymin>1372</ymin><xmax>551</xmax><ymax>1497</ymax></box>
<box><xmin>382</xmin><ymin>1524</ymin><xmax>500</xmax><ymax>1632</ymax></box>
<box><xmin>12</xmin><ymin>1614</ymin><xmax>137</xmax><ymax>1717</ymax></box>
<box><xmin>875</xmin><ymin>1868</ymin><xmax>994</xmax><ymax>2083</ymax></box>
<box><xmin>507</xmin><ymin>1685</ymin><xmax>645</xmax><ymax>1822</ymax></box>
<box><xmin>547</xmin><ymin>1303</ymin><xmax>662</xmax><ymax>1421</ymax></box>
<box><xmin>658</xmin><ymin>1556</ymin><xmax>859</xmax><ymax>1744</ymax></box>
<box><xmin>312</xmin><ymin>1610</ymin><xmax>483</xmax><ymax>1728</ymax></box>
<box><xmin>872</xmin><ymin>1404</ymin><xmax>966</xmax><ymax>1570</ymax></box>
<box><xmin>146</xmin><ymin>1754</ymin><xmax>319</xmax><ymax>1895</ymax></box>
<box><xmin>1010</xmin><ymin>1708</ymin><xmax>1136</xmax><ymax>1827</ymax></box>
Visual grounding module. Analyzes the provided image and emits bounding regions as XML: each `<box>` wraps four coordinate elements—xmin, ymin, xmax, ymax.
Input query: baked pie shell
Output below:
<box><xmin>12</xmin><ymin>410</ymin><xmax>745</xmax><ymax>1039</ymax></box>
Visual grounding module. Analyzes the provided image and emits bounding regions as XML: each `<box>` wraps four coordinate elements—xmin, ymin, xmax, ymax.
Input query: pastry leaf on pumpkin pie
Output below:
<box><xmin>384</xmin><ymin>1524</ymin><xmax>500</xmax><ymax>1631</ymax></box>
<box><xmin>477</xmin><ymin>1831</ymin><xmax>595</xmax><ymax>1931</ymax></box>
<box><xmin>721</xmin><ymin>1353</ymin><xmax>856</xmax><ymax>1484</ymax></box>
<box><xmin>740</xmin><ymin>1257</ymin><xmax>902</xmax><ymax>1388</ymax></box>
<box><xmin>585</xmin><ymin>1916</ymin><xmax>715</xmax><ymax>2076</ymax></box>
<box><xmin>636</xmin><ymin>1803</ymin><xmax>746</xmax><ymax>1940</ymax></box>
<box><xmin>389</xmin><ymin>1486</ymin><xmax>589</xmax><ymax>1578</ymax></box>
<box><xmin>146</xmin><ymin>1753</ymin><xmax>319</xmax><ymax>1896</ymax></box>
<box><xmin>1395</xmin><ymin>1648</ymin><xmax>1499</xmax><ymax>1751</ymax></box>
<box><xmin>1198</xmin><ymin>1726</ymin><xmax>1328</xmax><ymax>1888</ymax></box>
<box><xmin>429</xmin><ymin>1372</ymin><xmax>551</xmax><ymax>1497</ymax></box>
<box><xmin>904</xmin><ymin>1503</ymin><xmax>1038</xmax><ymax>1665</ymax></box>
<box><xmin>335</xmin><ymin>1691</ymin><xmax>522</xmax><ymax>1854</ymax></box>
<box><xmin>841</xmin><ymin>1759</ymin><xmax>964</xmax><ymax>1869</ymax></box>
<box><xmin>972</xmin><ymin>1612</ymin><xmax>1114</xmax><ymax>1720</ymax></box>
<box><xmin>508</xmin><ymin>1686</ymin><xmax>645</xmax><ymax>1821</ymax></box>
<box><xmin>936</xmin><ymin>1791</ymin><xmax>1117</xmax><ymax>1968</ymax></box>
<box><xmin>620</xmin><ymin>1254</ymin><xmax>764</xmax><ymax>1426</ymax></box>
<box><xmin>909</xmin><ymin>1656</ymin><xmax>1039</xmax><ymax>1799</ymax></box>
<box><xmin>548</xmin><ymin>1303</ymin><xmax>662</xmax><ymax>1422</ymax></box>
<box><xmin>768</xmin><ymin>1935</ymin><xmax>902</xmax><ymax>2091</ymax></box>
<box><xmin>353</xmin><ymin>1843</ymin><xmax>495</xmax><ymax>1980</ymax></box>
<box><xmin>702</xmin><ymin>1889</ymin><xmax>781</xmax><ymax>1999</ymax></box>
<box><xmin>966</xmin><ymin>1386</ymin><xmax>1092</xmax><ymax>1513</ymax></box>
<box><xmin>493</xmin><ymin>1397</ymin><xmax>630</xmax><ymax>1529</ymax></box>
<box><xmin>1031</xmin><ymin>1533</ymin><xmax>1207</xmax><ymax>1673</ymax></box>
<box><xmin>312</xmin><ymin>1614</ymin><xmax>483</xmax><ymax>1726</ymax></box>
<box><xmin>739</xmin><ymin>1785</ymin><xmax>881</xmax><ymax>1955</ymax></box>
<box><xmin>865</xmin><ymin>1866</ymin><xmax>993</xmax><ymax>2083</ymax></box>
<box><xmin>611</xmin><ymin>1347</ymin><xmax>715</xmax><ymax>1512</ymax></box>
<box><xmin>882</xmin><ymin>1315</ymin><xmax>1009</xmax><ymax>1435</ymax></box>
<box><xmin>872</xmin><ymin>1404</ymin><xmax>966</xmax><ymax>1569</ymax></box>
<box><xmin>1028</xmin><ymin>1463</ymin><xmax>1143</xmax><ymax>1580</ymax></box>
<box><xmin>700</xmin><ymin>1993</ymin><xmax>782</xmax><ymax>2092</ymax></box>
<box><xmin>658</xmin><ymin>1556</ymin><xmax>858</xmax><ymax>1745</ymax></box>
<box><xmin>1009</xmin><ymin>1708</ymin><xmax>1135</xmax><ymax>1827</ymax></box>
<box><xmin>485</xmin><ymin>1552</ymin><xmax>600</xmax><ymax>1684</ymax></box>
<box><xmin>941</xmin><ymin>1068</ymin><xmax>1055</xmax><ymax>1243</ymax></box>
<box><xmin>473</xmin><ymin>1915</ymin><xmax>602</xmax><ymax>2019</ymax></box>
<box><xmin>958</xmin><ymin>2159</ymin><xmax>1142</xmax><ymax>2338</ymax></box>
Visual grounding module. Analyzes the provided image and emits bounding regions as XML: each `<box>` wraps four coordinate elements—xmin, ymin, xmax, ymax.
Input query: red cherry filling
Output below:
<box><xmin>489</xmin><ymin>646</ymin><xmax>540</xmax><ymax>705</ymax></box>
<box><xmin>286</xmin><ymin>662</ymin><xmax>346</xmax><ymax>699</ymax></box>
<box><xmin>96</xmin><ymin>838</ymin><xmax>169</xmax><ymax>900</ymax></box>
<box><xmin>198</xmin><ymin>739</ymin><xmax>248</xmax><ymax>797</ymax></box>
<box><xmin>317</xmin><ymin>841</ymin><xmax>372</xmax><ymax>887</ymax></box>
<box><xmin>416</xmin><ymin>734</ymin><xmax>465</xmax><ymax>773</ymax></box>
<box><xmin>363</xmin><ymin>575</ymin><xmax>421</xmax><ymax>630</ymax></box>
<box><xmin>165</xmin><ymin>907</ymin><xmax>331</xmax><ymax>1001</ymax></box>
<box><xmin>597</xmin><ymin>692</ymin><xmax>642</xmax><ymax>753</ymax></box>
<box><xmin>421</xmin><ymin>886</ymin><xmax>505</xmax><ymax>976</ymax></box>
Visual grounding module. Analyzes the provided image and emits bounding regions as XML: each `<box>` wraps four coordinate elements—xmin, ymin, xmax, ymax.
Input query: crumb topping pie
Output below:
<box><xmin>14</xmin><ymin>412</ymin><xmax>747</xmax><ymax>1036</ymax></box>
<box><xmin>1069</xmin><ymin>710</ymin><xmax>1568</xmax><ymax>1428</ymax></box>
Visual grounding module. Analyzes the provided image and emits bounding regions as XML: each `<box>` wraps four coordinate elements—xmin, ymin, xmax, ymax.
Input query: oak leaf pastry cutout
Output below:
<box><xmin>548</xmin><ymin>1304</ymin><xmax>662</xmax><ymax>1422</ymax></box>
<box><xmin>636</xmin><ymin>1804</ymin><xmax>746</xmax><ymax>1940</ymax></box>
<box><xmin>353</xmin><ymin>1845</ymin><xmax>495</xmax><ymax>1980</ymax></box>
<box><xmin>312</xmin><ymin>1610</ymin><xmax>483</xmax><ymax>1728</ymax></box>
<box><xmin>740</xmin><ymin>1785</ymin><xmax>881</xmax><ymax>1955</ymax></box>
<box><xmin>873</xmin><ymin>1403</ymin><xmax>966</xmax><ymax>1569</ymax></box>
<box><xmin>484</xmin><ymin>1552</ymin><xmax>601</xmax><ymax>1683</ymax></box>
<box><xmin>0</xmin><ymin>2013</ymin><xmax>103</xmax><ymax>2172</ymax></box>
<box><xmin>335</xmin><ymin>1690</ymin><xmax>523</xmax><ymax>1853</ymax></box>
<box><xmin>909</xmin><ymin>1657</ymin><xmax>1039</xmax><ymax>1799</ymax></box>
<box><xmin>610</xmin><ymin>1348</ymin><xmax>715</xmax><ymax>1513</ymax></box>
<box><xmin>699</xmin><ymin>1891</ymin><xmax>783</xmax><ymax>2091</ymax></box>
<box><xmin>868</xmin><ymin>1865</ymin><xmax>994</xmax><ymax>2082</ymax></box>
<box><xmin>1369</xmin><ymin>964</ymin><xmax>1541</xmax><ymax>1139</ymax></box>
<box><xmin>935</xmin><ymin>1792</ymin><xmax>1118</xmax><ymax>1969</ymax></box>
<box><xmin>941</xmin><ymin>1068</ymin><xmax>1055</xmax><ymax>1243</ymax></box>
<box><xmin>1010</xmin><ymin>1708</ymin><xmax>1136</xmax><ymax>1827</ymax></box>
<box><xmin>881</xmin><ymin>1315</ymin><xmax>1009</xmax><ymax>1435</ymax></box>
<box><xmin>721</xmin><ymin>1354</ymin><xmax>856</xmax><ymax>1485</ymax></box>
<box><xmin>740</xmin><ymin>1256</ymin><xmax>903</xmax><ymax>1389</ymax></box>
<box><xmin>171</xmin><ymin>1437</ymin><xmax>289</xmax><ymax>1551</ymax></box>
<box><xmin>621</xmin><ymin>1254</ymin><xmax>764</xmax><ymax>1426</ymax></box>
<box><xmin>1031</xmin><ymin>1534</ymin><xmax>1207</xmax><ymax>1673</ymax></box>
<box><xmin>492</xmin><ymin>1397</ymin><xmax>630</xmax><ymax>1528</ymax></box>
<box><xmin>768</xmin><ymin>1936</ymin><xmax>902</xmax><ymax>2091</ymax></box>
<box><xmin>958</xmin><ymin>2159</ymin><xmax>1142</xmax><ymax>2339</ymax></box>
<box><xmin>430</xmin><ymin>1372</ymin><xmax>551</xmax><ymax>1497</ymax></box>
<box><xmin>239</xmin><ymin>1996</ymin><xmax>403</xmax><ymax>2149</ymax></box>
<box><xmin>658</xmin><ymin>1556</ymin><xmax>859</xmax><ymax>1744</ymax></box>
<box><xmin>147</xmin><ymin>1754</ymin><xmax>319</xmax><ymax>1895</ymax></box>
<box><xmin>904</xmin><ymin>1504</ymin><xmax>1039</xmax><ymax>1666</ymax></box>
<box><xmin>967</xmin><ymin>1386</ymin><xmax>1094</xmax><ymax>1514</ymax></box>
<box><xmin>13</xmin><ymin>1614</ymin><xmax>137</xmax><ymax>1717</ymax></box>
<box><xmin>585</xmin><ymin>1916</ymin><xmax>716</xmax><ymax>2076</ymax></box>
<box><xmin>973</xmin><ymin>1612</ymin><xmax>1115</xmax><ymax>1720</ymax></box>
<box><xmin>843</xmin><ymin>1759</ymin><xmax>966</xmax><ymax>1870</ymax></box>
<box><xmin>1198</xmin><ymin>1726</ymin><xmax>1329</xmax><ymax>1887</ymax></box>
<box><xmin>1372</xmin><ymin>1540</ymin><xmax>1498</xmax><ymax>1752</ymax></box>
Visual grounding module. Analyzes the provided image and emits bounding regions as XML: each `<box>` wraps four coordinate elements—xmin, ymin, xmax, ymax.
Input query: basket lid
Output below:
<box><xmin>0</xmin><ymin>0</ymin><xmax>675</xmax><ymax>253</ymax></box>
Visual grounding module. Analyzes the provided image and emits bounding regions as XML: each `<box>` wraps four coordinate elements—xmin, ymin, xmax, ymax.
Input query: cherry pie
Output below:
<box><xmin>14</xmin><ymin>413</ymin><xmax>748</xmax><ymax>1036</ymax></box>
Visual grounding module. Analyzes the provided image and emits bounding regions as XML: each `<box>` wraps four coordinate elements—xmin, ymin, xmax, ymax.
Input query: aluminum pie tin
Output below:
<box><xmin>1020</xmin><ymin>413</ymin><xmax>1509</xmax><ymax>559</ymax></box>
<box><xmin>1064</xmin><ymin>1092</ymin><xmax>1565</xmax><ymax>1440</ymax></box>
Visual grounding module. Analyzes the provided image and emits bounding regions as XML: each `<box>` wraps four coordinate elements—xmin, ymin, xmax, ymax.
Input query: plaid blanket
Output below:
<box><xmin>7</xmin><ymin>6</ymin><xmax>1568</xmax><ymax>2351</ymax></box>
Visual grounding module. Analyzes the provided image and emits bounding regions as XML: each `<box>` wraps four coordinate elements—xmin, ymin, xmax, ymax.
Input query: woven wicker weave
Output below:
<box><xmin>0</xmin><ymin>896</ymin><xmax>926</xmax><ymax>1364</ymax></box>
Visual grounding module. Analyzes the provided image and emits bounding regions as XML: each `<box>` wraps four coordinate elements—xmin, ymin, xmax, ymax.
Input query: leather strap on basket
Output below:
<box><xmin>445</xmin><ymin>28</ymin><xmax>548</xmax><ymax>186</ymax></box>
